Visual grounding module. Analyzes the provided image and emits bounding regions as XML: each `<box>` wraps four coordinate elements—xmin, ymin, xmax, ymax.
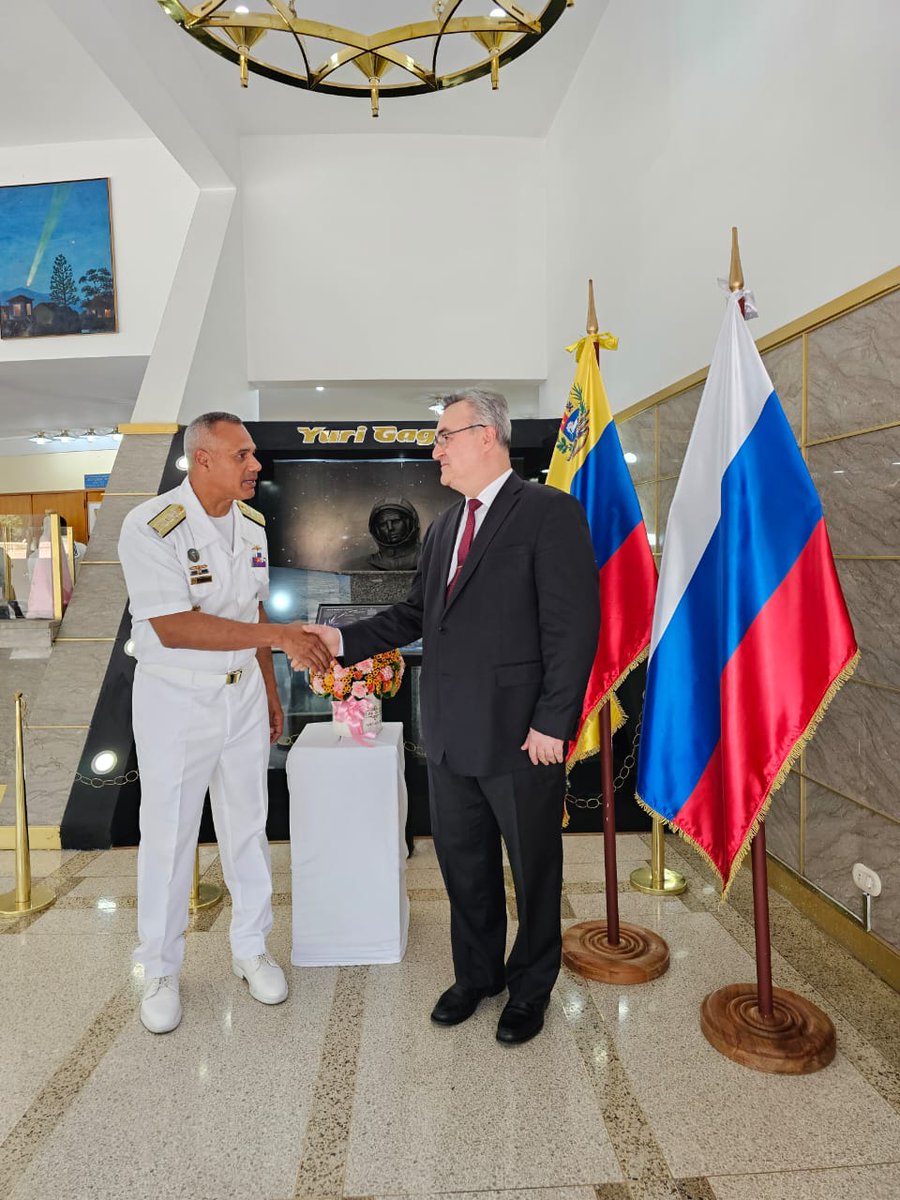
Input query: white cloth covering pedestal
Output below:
<box><xmin>287</xmin><ymin>721</ymin><xmax>409</xmax><ymax>966</ymax></box>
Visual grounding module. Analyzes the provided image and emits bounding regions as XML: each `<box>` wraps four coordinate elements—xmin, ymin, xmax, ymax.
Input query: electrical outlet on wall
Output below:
<box><xmin>852</xmin><ymin>862</ymin><xmax>882</xmax><ymax>897</ymax></box>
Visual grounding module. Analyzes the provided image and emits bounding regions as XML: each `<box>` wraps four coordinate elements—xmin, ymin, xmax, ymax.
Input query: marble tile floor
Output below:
<box><xmin>0</xmin><ymin>834</ymin><xmax>898</xmax><ymax>1200</ymax></box>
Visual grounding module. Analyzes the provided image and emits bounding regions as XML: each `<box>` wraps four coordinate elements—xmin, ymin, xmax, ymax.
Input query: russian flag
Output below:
<box><xmin>547</xmin><ymin>333</ymin><xmax>657</xmax><ymax>765</ymax></box>
<box><xmin>636</xmin><ymin>291</ymin><xmax>858</xmax><ymax>893</ymax></box>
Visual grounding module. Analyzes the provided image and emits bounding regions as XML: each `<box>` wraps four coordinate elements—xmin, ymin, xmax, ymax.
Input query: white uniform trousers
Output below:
<box><xmin>132</xmin><ymin>659</ymin><xmax>274</xmax><ymax>977</ymax></box>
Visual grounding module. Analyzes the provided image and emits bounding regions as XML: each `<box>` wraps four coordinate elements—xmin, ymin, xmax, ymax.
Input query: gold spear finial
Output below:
<box><xmin>586</xmin><ymin>278</ymin><xmax>599</xmax><ymax>335</ymax></box>
<box><xmin>729</xmin><ymin>226</ymin><xmax>744</xmax><ymax>292</ymax></box>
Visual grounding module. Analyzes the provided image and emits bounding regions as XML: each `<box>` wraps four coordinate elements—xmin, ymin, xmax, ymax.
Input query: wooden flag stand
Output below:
<box><xmin>700</xmin><ymin>826</ymin><xmax>835</xmax><ymax>1073</ymax></box>
<box><xmin>561</xmin><ymin>283</ymin><xmax>669</xmax><ymax>985</ymax></box>
<box><xmin>700</xmin><ymin>230</ymin><xmax>834</xmax><ymax>1073</ymax></box>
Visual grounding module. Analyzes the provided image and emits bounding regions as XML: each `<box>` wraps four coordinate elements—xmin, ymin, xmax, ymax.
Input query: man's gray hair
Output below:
<box><xmin>440</xmin><ymin>388</ymin><xmax>511</xmax><ymax>448</ymax></box>
<box><xmin>183</xmin><ymin>411</ymin><xmax>244</xmax><ymax>460</ymax></box>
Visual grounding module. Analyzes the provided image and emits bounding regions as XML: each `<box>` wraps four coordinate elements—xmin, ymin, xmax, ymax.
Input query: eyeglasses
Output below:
<box><xmin>433</xmin><ymin>423</ymin><xmax>487</xmax><ymax>448</ymax></box>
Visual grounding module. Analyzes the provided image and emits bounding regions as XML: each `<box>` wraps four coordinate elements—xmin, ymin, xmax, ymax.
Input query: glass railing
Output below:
<box><xmin>0</xmin><ymin>512</ymin><xmax>74</xmax><ymax>621</ymax></box>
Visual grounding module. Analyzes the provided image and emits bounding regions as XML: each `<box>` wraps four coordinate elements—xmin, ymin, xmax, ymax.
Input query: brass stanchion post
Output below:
<box><xmin>630</xmin><ymin>816</ymin><xmax>686</xmax><ymax>895</ymax></box>
<box><xmin>189</xmin><ymin>845</ymin><xmax>223</xmax><ymax>912</ymax></box>
<box><xmin>48</xmin><ymin>512</ymin><xmax>64</xmax><ymax>623</ymax></box>
<box><xmin>0</xmin><ymin>693</ymin><xmax>56</xmax><ymax>916</ymax></box>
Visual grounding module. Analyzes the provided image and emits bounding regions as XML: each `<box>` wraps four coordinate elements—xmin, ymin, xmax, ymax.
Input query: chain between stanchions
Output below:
<box><xmin>565</xmin><ymin>705</ymin><xmax>643</xmax><ymax>812</ymax></box>
<box><xmin>74</xmin><ymin>770</ymin><xmax>140</xmax><ymax>789</ymax></box>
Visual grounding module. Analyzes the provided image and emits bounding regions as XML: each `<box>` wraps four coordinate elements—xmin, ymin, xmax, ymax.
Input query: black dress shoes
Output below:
<box><xmin>430</xmin><ymin>983</ymin><xmax>504</xmax><ymax>1026</ymax></box>
<box><xmin>496</xmin><ymin>998</ymin><xmax>549</xmax><ymax>1045</ymax></box>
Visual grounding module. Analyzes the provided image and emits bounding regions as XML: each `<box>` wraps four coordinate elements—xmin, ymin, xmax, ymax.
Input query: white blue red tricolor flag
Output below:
<box><xmin>636</xmin><ymin>290</ymin><xmax>858</xmax><ymax>894</ymax></box>
<box><xmin>547</xmin><ymin>333</ymin><xmax>657</xmax><ymax>766</ymax></box>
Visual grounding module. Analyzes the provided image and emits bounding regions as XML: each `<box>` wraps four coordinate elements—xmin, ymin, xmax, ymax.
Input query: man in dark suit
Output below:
<box><xmin>306</xmin><ymin>390</ymin><xmax>599</xmax><ymax>1044</ymax></box>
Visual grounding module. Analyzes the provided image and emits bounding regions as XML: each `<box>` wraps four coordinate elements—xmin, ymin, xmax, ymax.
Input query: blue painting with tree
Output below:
<box><xmin>0</xmin><ymin>178</ymin><xmax>116</xmax><ymax>339</ymax></box>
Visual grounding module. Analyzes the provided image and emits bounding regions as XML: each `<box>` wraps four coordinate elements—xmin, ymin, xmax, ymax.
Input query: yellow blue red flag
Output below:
<box><xmin>547</xmin><ymin>333</ymin><xmax>657</xmax><ymax>765</ymax></box>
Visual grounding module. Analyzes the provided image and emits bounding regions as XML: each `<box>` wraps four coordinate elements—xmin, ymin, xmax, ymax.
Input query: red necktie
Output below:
<box><xmin>446</xmin><ymin>498</ymin><xmax>482</xmax><ymax>599</ymax></box>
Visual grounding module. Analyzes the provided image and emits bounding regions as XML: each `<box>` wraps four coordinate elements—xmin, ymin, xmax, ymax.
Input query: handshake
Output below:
<box><xmin>272</xmin><ymin>622</ymin><xmax>342</xmax><ymax>674</ymax></box>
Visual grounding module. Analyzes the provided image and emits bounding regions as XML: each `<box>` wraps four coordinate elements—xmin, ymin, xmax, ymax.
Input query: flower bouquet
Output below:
<box><xmin>309</xmin><ymin>649</ymin><xmax>405</xmax><ymax>744</ymax></box>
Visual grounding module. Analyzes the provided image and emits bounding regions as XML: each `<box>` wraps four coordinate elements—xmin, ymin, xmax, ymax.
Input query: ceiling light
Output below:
<box><xmin>159</xmin><ymin>0</ymin><xmax>570</xmax><ymax>117</ymax></box>
<box><xmin>85</xmin><ymin>429</ymin><xmax>97</xmax><ymax>442</ymax></box>
<box><xmin>31</xmin><ymin>432</ymin><xmax>49</xmax><ymax>445</ymax></box>
<box><xmin>427</xmin><ymin>402</ymin><xmax>444</xmax><ymax>414</ymax></box>
<box><xmin>91</xmin><ymin>750</ymin><xmax>118</xmax><ymax>775</ymax></box>
<box><xmin>315</xmin><ymin>386</ymin><xmax>325</xmax><ymax>392</ymax></box>
<box><xmin>112</xmin><ymin>429</ymin><xmax>123</xmax><ymax>443</ymax></box>
<box><xmin>624</xmin><ymin>452</ymin><xmax>637</xmax><ymax>464</ymax></box>
<box><xmin>58</xmin><ymin>430</ymin><xmax>71</xmax><ymax>443</ymax></box>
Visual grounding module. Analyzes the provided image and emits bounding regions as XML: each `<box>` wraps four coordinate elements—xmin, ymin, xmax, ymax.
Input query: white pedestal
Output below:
<box><xmin>287</xmin><ymin>721</ymin><xmax>409</xmax><ymax>966</ymax></box>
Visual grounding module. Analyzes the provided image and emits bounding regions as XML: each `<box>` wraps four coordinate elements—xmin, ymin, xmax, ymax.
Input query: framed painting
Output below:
<box><xmin>0</xmin><ymin>177</ymin><xmax>117</xmax><ymax>339</ymax></box>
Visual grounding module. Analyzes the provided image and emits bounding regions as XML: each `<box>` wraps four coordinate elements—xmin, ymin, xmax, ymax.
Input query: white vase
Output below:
<box><xmin>332</xmin><ymin>694</ymin><xmax>382</xmax><ymax>740</ymax></box>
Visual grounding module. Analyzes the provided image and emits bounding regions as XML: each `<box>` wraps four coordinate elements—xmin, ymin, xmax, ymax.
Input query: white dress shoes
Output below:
<box><xmin>140</xmin><ymin>975</ymin><xmax>182</xmax><ymax>1034</ymax></box>
<box><xmin>232</xmin><ymin>952</ymin><xmax>289</xmax><ymax>1004</ymax></box>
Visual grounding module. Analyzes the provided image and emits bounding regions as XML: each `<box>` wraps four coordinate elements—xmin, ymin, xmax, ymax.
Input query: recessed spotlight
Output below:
<box><xmin>123</xmin><ymin>639</ymin><xmax>136</xmax><ymax>657</ymax></box>
<box><xmin>490</xmin><ymin>6</ymin><xmax>508</xmax><ymax>15</ymax></box>
<box><xmin>91</xmin><ymin>750</ymin><xmax>118</xmax><ymax>775</ymax></box>
<box><xmin>175</xmin><ymin>455</ymin><xmax>189</xmax><ymax>471</ymax></box>
<box><xmin>624</xmin><ymin>452</ymin><xmax>637</xmax><ymax>464</ymax></box>
<box><xmin>235</xmin><ymin>4</ymin><xmax>250</xmax><ymax>12</ymax></box>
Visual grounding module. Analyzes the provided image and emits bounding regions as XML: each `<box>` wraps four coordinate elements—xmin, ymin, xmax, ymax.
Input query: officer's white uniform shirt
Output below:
<box><xmin>118</xmin><ymin>476</ymin><xmax>270</xmax><ymax>672</ymax></box>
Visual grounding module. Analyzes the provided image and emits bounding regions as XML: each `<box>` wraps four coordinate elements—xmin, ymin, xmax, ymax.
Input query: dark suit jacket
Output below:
<box><xmin>341</xmin><ymin>473</ymin><xmax>600</xmax><ymax>776</ymax></box>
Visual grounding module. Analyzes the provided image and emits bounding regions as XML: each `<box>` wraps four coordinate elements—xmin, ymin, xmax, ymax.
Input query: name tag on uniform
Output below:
<box><xmin>189</xmin><ymin>563</ymin><xmax>213</xmax><ymax>585</ymax></box>
<box><xmin>251</xmin><ymin>546</ymin><xmax>267</xmax><ymax>568</ymax></box>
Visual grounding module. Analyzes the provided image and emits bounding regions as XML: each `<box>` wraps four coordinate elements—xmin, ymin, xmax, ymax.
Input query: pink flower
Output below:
<box><xmin>380</xmin><ymin>666</ymin><xmax>393</xmax><ymax>682</ymax></box>
<box><xmin>311</xmin><ymin>677</ymin><xmax>326</xmax><ymax>695</ymax></box>
<box><xmin>333</xmin><ymin>664</ymin><xmax>350</xmax><ymax>681</ymax></box>
<box><xmin>357</xmin><ymin>658</ymin><xmax>374</xmax><ymax>672</ymax></box>
<box><xmin>351</xmin><ymin>681</ymin><xmax>369</xmax><ymax>699</ymax></box>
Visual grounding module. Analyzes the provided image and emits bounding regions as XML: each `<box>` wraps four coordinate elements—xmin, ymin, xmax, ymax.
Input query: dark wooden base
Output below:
<box><xmin>562</xmin><ymin>919</ymin><xmax>670</xmax><ymax>984</ymax></box>
<box><xmin>701</xmin><ymin>983</ymin><xmax>836</xmax><ymax>1074</ymax></box>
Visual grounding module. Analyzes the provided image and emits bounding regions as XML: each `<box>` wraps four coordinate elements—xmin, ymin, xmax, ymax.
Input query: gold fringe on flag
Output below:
<box><xmin>634</xmin><ymin>649</ymin><xmax>859</xmax><ymax>899</ymax></box>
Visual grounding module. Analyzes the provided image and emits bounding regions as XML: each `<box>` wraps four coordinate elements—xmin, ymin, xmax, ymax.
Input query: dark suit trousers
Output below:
<box><xmin>426</xmin><ymin>756</ymin><xmax>565</xmax><ymax>1007</ymax></box>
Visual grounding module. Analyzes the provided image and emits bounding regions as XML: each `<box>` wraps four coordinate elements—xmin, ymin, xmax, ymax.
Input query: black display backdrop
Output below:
<box><xmin>61</xmin><ymin>418</ymin><xmax>649</xmax><ymax>848</ymax></box>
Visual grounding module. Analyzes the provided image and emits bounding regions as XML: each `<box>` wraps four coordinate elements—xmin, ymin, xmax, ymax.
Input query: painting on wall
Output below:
<box><xmin>0</xmin><ymin>177</ymin><xmax>117</xmax><ymax>339</ymax></box>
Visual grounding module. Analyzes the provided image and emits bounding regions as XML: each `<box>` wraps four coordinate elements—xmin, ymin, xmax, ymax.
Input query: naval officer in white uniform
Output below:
<box><xmin>118</xmin><ymin>412</ymin><xmax>331</xmax><ymax>1033</ymax></box>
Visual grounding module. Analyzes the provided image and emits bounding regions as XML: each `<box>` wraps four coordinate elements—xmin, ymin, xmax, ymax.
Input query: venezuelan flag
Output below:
<box><xmin>636</xmin><ymin>291</ymin><xmax>858</xmax><ymax>894</ymax></box>
<box><xmin>547</xmin><ymin>333</ymin><xmax>658</xmax><ymax>765</ymax></box>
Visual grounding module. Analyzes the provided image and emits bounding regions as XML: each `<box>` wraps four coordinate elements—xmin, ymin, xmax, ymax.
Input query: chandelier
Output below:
<box><xmin>158</xmin><ymin>1</ymin><xmax>573</xmax><ymax>117</ymax></box>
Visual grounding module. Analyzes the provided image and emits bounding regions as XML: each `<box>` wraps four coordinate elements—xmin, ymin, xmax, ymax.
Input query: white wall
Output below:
<box><xmin>542</xmin><ymin>0</ymin><xmax>900</xmax><ymax>415</ymax></box>
<box><xmin>0</xmin><ymin>138</ymin><xmax>198</xmax><ymax>365</ymax></box>
<box><xmin>242</xmin><ymin>135</ymin><xmax>547</xmax><ymax>385</ymax></box>
<box><xmin>0</xmin><ymin>449</ymin><xmax>118</xmax><ymax>494</ymax></box>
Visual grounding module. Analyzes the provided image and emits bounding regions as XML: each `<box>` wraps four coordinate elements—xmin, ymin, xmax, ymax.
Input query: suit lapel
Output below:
<box><xmin>443</xmin><ymin>473</ymin><xmax>522</xmax><ymax>613</ymax></box>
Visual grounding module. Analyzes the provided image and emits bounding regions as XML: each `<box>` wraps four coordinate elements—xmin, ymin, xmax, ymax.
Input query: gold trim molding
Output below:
<box><xmin>617</xmin><ymin>265</ymin><xmax>900</xmax><ymax>423</ymax></box>
<box><xmin>768</xmin><ymin>857</ymin><xmax>900</xmax><ymax>992</ymax></box>
<box><xmin>117</xmin><ymin>424</ymin><xmax>180</xmax><ymax>435</ymax></box>
<box><xmin>0</xmin><ymin>825</ymin><xmax>61</xmax><ymax>851</ymax></box>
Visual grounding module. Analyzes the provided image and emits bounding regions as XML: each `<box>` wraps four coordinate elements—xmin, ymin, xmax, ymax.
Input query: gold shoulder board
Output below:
<box><xmin>147</xmin><ymin>503</ymin><xmax>186</xmax><ymax>538</ymax></box>
<box><xmin>237</xmin><ymin>500</ymin><xmax>265</xmax><ymax>527</ymax></box>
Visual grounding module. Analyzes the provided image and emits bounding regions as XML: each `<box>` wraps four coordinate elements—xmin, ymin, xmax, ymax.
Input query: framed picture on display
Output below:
<box><xmin>315</xmin><ymin>603</ymin><xmax>423</xmax><ymax>656</ymax></box>
<box><xmin>0</xmin><ymin>178</ymin><xmax>117</xmax><ymax>339</ymax></box>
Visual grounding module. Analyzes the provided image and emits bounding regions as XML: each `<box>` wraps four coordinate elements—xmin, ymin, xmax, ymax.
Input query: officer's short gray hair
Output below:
<box><xmin>439</xmin><ymin>389</ymin><xmax>511</xmax><ymax>448</ymax></box>
<box><xmin>183</xmin><ymin>412</ymin><xmax>244</xmax><ymax>460</ymax></box>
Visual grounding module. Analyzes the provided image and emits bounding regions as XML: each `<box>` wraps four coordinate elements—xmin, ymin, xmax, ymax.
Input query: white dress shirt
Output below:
<box><xmin>446</xmin><ymin>468</ymin><xmax>514</xmax><ymax>585</ymax></box>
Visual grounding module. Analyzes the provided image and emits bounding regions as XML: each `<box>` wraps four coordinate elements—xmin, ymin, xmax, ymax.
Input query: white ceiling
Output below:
<box><xmin>2</xmin><ymin>3</ymin><xmax>152</xmax><ymax>148</ymax></box>
<box><xmin>0</xmin><ymin>358</ymin><xmax>147</xmax><ymax>455</ymax></box>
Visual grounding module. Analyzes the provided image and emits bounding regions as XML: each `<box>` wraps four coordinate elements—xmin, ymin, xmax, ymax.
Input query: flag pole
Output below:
<box><xmin>561</xmin><ymin>280</ymin><xmax>669</xmax><ymax>985</ymax></box>
<box><xmin>699</xmin><ymin>229</ymin><xmax>836</xmax><ymax>1072</ymax></box>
